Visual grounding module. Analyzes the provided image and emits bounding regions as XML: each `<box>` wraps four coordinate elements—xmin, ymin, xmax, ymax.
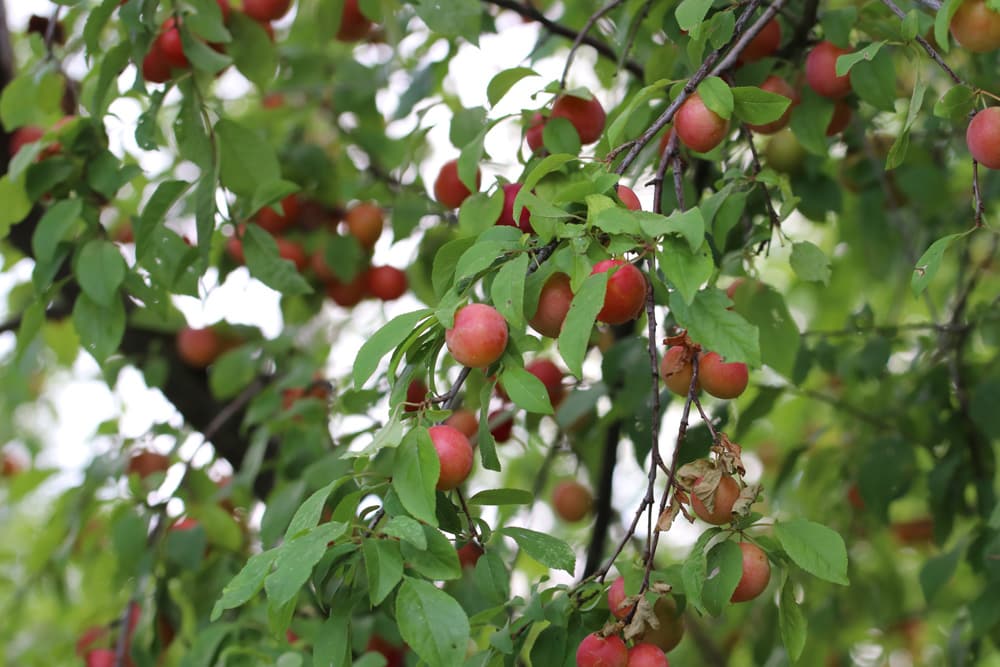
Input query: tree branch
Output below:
<box><xmin>483</xmin><ymin>0</ymin><xmax>644</xmax><ymax>79</ymax></box>
<box><xmin>559</xmin><ymin>0</ymin><xmax>627</xmax><ymax>89</ymax></box>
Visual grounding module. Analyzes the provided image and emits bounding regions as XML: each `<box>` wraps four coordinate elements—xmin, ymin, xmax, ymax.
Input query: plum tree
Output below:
<box><xmin>457</xmin><ymin>542</ymin><xmax>484</xmax><ymax>569</ymax></box>
<box><xmin>805</xmin><ymin>41</ymin><xmax>853</xmax><ymax>98</ymax></box>
<box><xmin>591</xmin><ymin>260</ymin><xmax>647</xmax><ymax>325</ymax></box>
<box><xmin>489</xmin><ymin>409</ymin><xmax>513</xmax><ymax>443</ymax></box>
<box><xmin>691</xmin><ymin>474</ymin><xmax>740</xmax><ymax>525</ymax></box>
<box><xmin>404</xmin><ymin>379</ymin><xmax>428</xmax><ymax>412</ymax></box>
<box><xmin>256</xmin><ymin>195</ymin><xmax>300</xmax><ymax>235</ymax></box>
<box><xmin>576</xmin><ymin>633</ymin><xmax>628</xmax><ymax>667</ymax></box>
<box><xmin>731</xmin><ymin>541</ymin><xmax>771</xmax><ymax>602</ymax></box>
<box><xmin>675</xmin><ymin>93</ymin><xmax>728</xmax><ymax>153</ymax></box>
<box><xmin>552</xmin><ymin>480</ymin><xmax>593</xmax><ymax>522</ymax></box>
<box><xmin>428</xmin><ymin>425</ymin><xmax>474</xmax><ymax>491</ymax></box>
<box><xmin>966</xmin><ymin>107</ymin><xmax>1000</xmax><ymax>168</ymax></box>
<box><xmin>617</xmin><ymin>185</ymin><xmax>641</xmax><ymax>210</ymax></box>
<box><xmin>445</xmin><ymin>303</ymin><xmax>509</xmax><ymax>368</ymax></box>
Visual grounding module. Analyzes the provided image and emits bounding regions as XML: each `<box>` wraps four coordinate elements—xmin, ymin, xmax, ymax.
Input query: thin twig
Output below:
<box><xmin>483</xmin><ymin>0</ymin><xmax>644</xmax><ymax>79</ymax></box>
<box><xmin>972</xmin><ymin>160</ymin><xmax>985</xmax><ymax>228</ymax></box>
<box><xmin>559</xmin><ymin>0</ymin><xmax>627</xmax><ymax>89</ymax></box>
<box><xmin>880</xmin><ymin>0</ymin><xmax>962</xmax><ymax>85</ymax></box>
<box><xmin>455</xmin><ymin>487</ymin><xmax>482</xmax><ymax>543</ymax></box>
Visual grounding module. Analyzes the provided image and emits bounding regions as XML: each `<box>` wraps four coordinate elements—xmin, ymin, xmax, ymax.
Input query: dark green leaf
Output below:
<box><xmin>215</xmin><ymin>119</ymin><xmax>281</xmax><ymax>198</ymax></box>
<box><xmin>392</xmin><ymin>428</ymin><xmax>440</xmax><ymax>526</ymax></box>
<box><xmin>363</xmin><ymin>538</ymin><xmax>405</xmax><ymax>605</ymax></box>
<box><xmin>487</xmin><ymin>67</ymin><xmax>539</xmax><ymax>107</ymax></box>
<box><xmin>242</xmin><ymin>224</ymin><xmax>314</xmax><ymax>295</ymax></box>
<box><xmin>499</xmin><ymin>363</ymin><xmax>554</xmax><ymax>415</ymax></box>
<box><xmin>558</xmin><ymin>271</ymin><xmax>607</xmax><ymax>378</ymax></box>
<box><xmin>211</xmin><ymin>549</ymin><xmax>279</xmax><ymax>620</ymax></box>
<box><xmin>789</xmin><ymin>241</ymin><xmax>831</xmax><ymax>285</ymax></box>
<box><xmin>702</xmin><ymin>540</ymin><xmax>743</xmax><ymax>615</ymax></box>
<box><xmin>75</xmin><ymin>241</ymin><xmax>126</xmax><ymax>307</ymax></box>
<box><xmin>468</xmin><ymin>488</ymin><xmax>533</xmax><ymax>505</ymax></box>
<box><xmin>501</xmin><ymin>527</ymin><xmax>575</xmax><ymax>574</ymax></box>
<box><xmin>264</xmin><ymin>523</ymin><xmax>347</xmax><ymax>607</ymax></box>
<box><xmin>775</xmin><ymin>519</ymin><xmax>849</xmax><ymax>585</ymax></box>
<box><xmin>779</xmin><ymin>579</ymin><xmax>807</xmax><ymax>660</ymax></box>
<box><xmin>354</xmin><ymin>310</ymin><xmax>433</xmax><ymax>387</ymax></box>
<box><xmin>669</xmin><ymin>289</ymin><xmax>760</xmax><ymax>367</ymax></box>
<box><xmin>396</xmin><ymin>577</ymin><xmax>471</xmax><ymax>667</ymax></box>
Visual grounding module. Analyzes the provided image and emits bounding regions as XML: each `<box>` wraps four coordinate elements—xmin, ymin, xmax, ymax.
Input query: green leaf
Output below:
<box><xmin>499</xmin><ymin>364</ymin><xmax>553</xmax><ymax>415</ymax></box>
<box><xmin>415</xmin><ymin>0</ymin><xmax>482</xmax><ymax>45</ymax></box>
<box><xmin>849</xmin><ymin>53</ymin><xmax>897</xmax><ymax>112</ymax></box>
<box><xmin>73</xmin><ymin>293</ymin><xmax>125</xmax><ymax>364</ymax></box>
<box><xmin>285</xmin><ymin>480</ymin><xmax>343</xmax><ymax>541</ymax></box>
<box><xmin>136</xmin><ymin>180</ymin><xmax>190</xmax><ymax>256</ymax></box>
<box><xmin>215</xmin><ymin>119</ymin><xmax>281</xmax><ymax>198</ymax></box>
<box><xmin>433</xmin><ymin>237</ymin><xmax>476</xmax><ymax>297</ymax></box>
<box><xmin>542</xmin><ymin>117</ymin><xmax>582</xmax><ymax>158</ymax></box>
<box><xmin>658</xmin><ymin>237</ymin><xmax>713</xmax><ymax>305</ymax></box>
<box><xmin>211</xmin><ymin>549</ymin><xmax>279</xmax><ymax>619</ymax></box>
<box><xmin>264</xmin><ymin>523</ymin><xmax>347</xmax><ymax>607</ymax></box>
<box><xmin>934</xmin><ymin>85</ymin><xmax>976</xmax><ymax>120</ymax></box>
<box><xmin>558</xmin><ymin>271</ymin><xmax>608</xmax><ymax>378</ymax></box>
<box><xmin>514</xmin><ymin>153</ymin><xmax>576</xmax><ymax>219</ymax></box>
<box><xmin>696</xmin><ymin>77</ymin><xmax>734</xmax><ymax>120</ymax></box>
<box><xmin>363</xmin><ymin>538</ymin><xmax>405</xmax><ymax>605</ymax></box>
<box><xmin>637</xmin><ymin>208</ymin><xmax>704</xmax><ymax>251</ymax></box>
<box><xmin>313</xmin><ymin>610</ymin><xmax>351</xmax><ymax>667</ymax></box>
<box><xmin>396</xmin><ymin>577</ymin><xmax>471</xmax><ymax>667</ymax></box>
<box><xmin>180</xmin><ymin>25</ymin><xmax>232</xmax><ymax>73</ymax></box>
<box><xmin>934</xmin><ymin>0</ymin><xmax>964</xmax><ymax>53</ymax></box>
<box><xmin>912</xmin><ymin>233</ymin><xmax>963</xmax><ymax>295</ymax></box>
<box><xmin>477</xmin><ymin>380</ymin><xmax>501</xmax><ymax>472</ymax></box>
<box><xmin>702</xmin><ymin>540</ymin><xmax>743</xmax><ymax>615</ymax></box>
<box><xmin>675</xmin><ymin>0</ymin><xmax>713</xmax><ymax>32</ymax></box>
<box><xmin>682</xmin><ymin>527</ymin><xmax>721</xmax><ymax>615</ymax></box>
<box><xmin>392</xmin><ymin>428</ymin><xmax>440</xmax><ymax>526</ymax></box>
<box><xmin>779</xmin><ymin>579</ymin><xmax>807</xmax><ymax>661</ymax></box>
<box><xmin>228</xmin><ymin>12</ymin><xmax>277</xmax><ymax>88</ymax></box>
<box><xmin>592</xmin><ymin>206</ymin><xmax>641</xmax><ymax>236</ymax></box>
<box><xmin>400</xmin><ymin>525</ymin><xmax>462</xmax><ymax>581</ymax></box>
<box><xmin>474</xmin><ymin>551</ymin><xmax>510</xmax><ymax>605</ymax></box>
<box><xmin>93</xmin><ymin>42</ymin><xmax>131</xmax><ymax>115</ymax></box>
<box><xmin>501</xmin><ymin>527</ymin><xmax>575</xmax><ymax>574</ymax></box>
<box><xmin>33</xmin><ymin>199</ymin><xmax>83</xmax><ymax>264</ymax></box>
<box><xmin>468</xmin><ymin>488</ymin><xmax>533</xmax><ymax>505</ymax></box>
<box><xmin>789</xmin><ymin>241</ymin><xmax>831</xmax><ymax>285</ymax></box>
<box><xmin>383</xmin><ymin>515</ymin><xmax>427</xmax><ymax>549</ymax></box>
<box><xmin>789</xmin><ymin>90</ymin><xmax>835</xmax><ymax>156</ymax></box>
<box><xmin>669</xmin><ymin>289</ymin><xmax>760</xmax><ymax>367</ymax></box>
<box><xmin>242</xmin><ymin>224</ymin><xmax>313</xmax><ymax>295</ymax></box>
<box><xmin>920</xmin><ymin>546</ymin><xmax>961</xmax><ymax>603</ymax></box>
<box><xmin>731</xmin><ymin>86</ymin><xmax>792</xmax><ymax>125</ymax></box>
<box><xmin>491</xmin><ymin>254</ymin><xmax>529</xmax><ymax>330</ymax></box>
<box><xmin>834</xmin><ymin>41</ymin><xmax>886</xmax><ymax>76</ymax></box>
<box><xmin>459</xmin><ymin>190</ymin><xmax>504</xmax><ymax>236</ymax></box>
<box><xmin>353</xmin><ymin>310</ymin><xmax>433</xmax><ymax>387</ymax></box>
<box><xmin>450</xmin><ymin>107</ymin><xmax>489</xmax><ymax>148</ymax></box>
<box><xmin>731</xmin><ymin>283</ymin><xmax>800</xmax><ymax>379</ymax></box>
<box><xmin>75</xmin><ymin>241</ymin><xmax>126</xmax><ymax>307</ymax></box>
<box><xmin>607</xmin><ymin>79</ymin><xmax>670</xmax><ymax>146</ymax></box>
<box><xmin>487</xmin><ymin>67</ymin><xmax>538</xmax><ymax>107</ymax></box>
<box><xmin>775</xmin><ymin>519</ymin><xmax>849</xmax><ymax>585</ymax></box>
<box><xmin>0</xmin><ymin>175</ymin><xmax>33</xmax><ymax>238</ymax></box>
<box><xmin>84</xmin><ymin>0</ymin><xmax>120</xmax><ymax>57</ymax></box>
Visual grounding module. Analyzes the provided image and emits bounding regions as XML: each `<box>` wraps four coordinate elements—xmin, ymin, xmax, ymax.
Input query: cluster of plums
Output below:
<box><xmin>225</xmin><ymin>194</ymin><xmax>408</xmax><ymax>306</ymax></box>
<box><xmin>140</xmin><ymin>0</ymin><xmax>373</xmax><ymax>84</ymax></box>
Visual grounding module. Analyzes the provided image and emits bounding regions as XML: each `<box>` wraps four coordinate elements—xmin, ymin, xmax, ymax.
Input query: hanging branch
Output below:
<box><xmin>880</xmin><ymin>0</ymin><xmax>963</xmax><ymax>85</ymax></box>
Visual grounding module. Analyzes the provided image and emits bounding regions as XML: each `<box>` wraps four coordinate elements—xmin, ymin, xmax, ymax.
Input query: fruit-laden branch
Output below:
<box><xmin>482</xmin><ymin>0</ymin><xmax>645</xmax><ymax>79</ymax></box>
<box><xmin>0</xmin><ymin>5</ymin><xmax>263</xmax><ymax>496</ymax></box>
<box><xmin>612</xmin><ymin>0</ymin><xmax>789</xmax><ymax>175</ymax></box>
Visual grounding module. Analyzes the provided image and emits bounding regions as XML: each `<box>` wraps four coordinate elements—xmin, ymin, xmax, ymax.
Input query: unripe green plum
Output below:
<box><xmin>764</xmin><ymin>129</ymin><xmax>806</xmax><ymax>173</ymax></box>
<box><xmin>638</xmin><ymin>596</ymin><xmax>685</xmax><ymax>652</ymax></box>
